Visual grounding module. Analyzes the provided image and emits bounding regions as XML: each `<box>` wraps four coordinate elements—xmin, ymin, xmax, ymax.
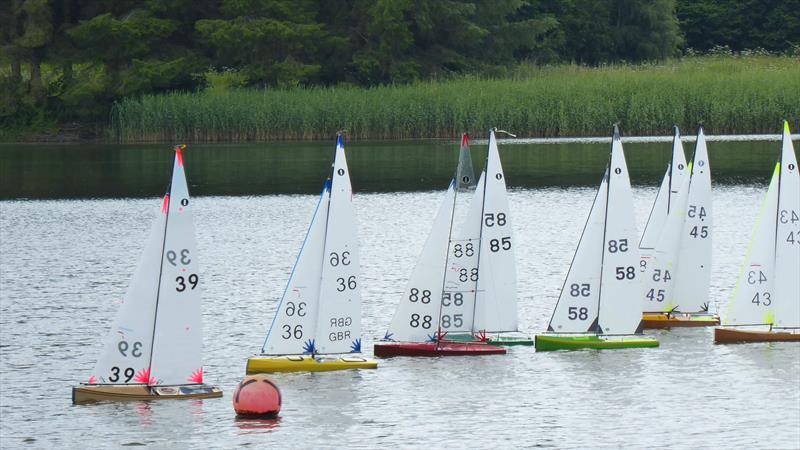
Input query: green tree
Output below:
<box><xmin>196</xmin><ymin>0</ymin><xmax>333</xmax><ymax>87</ymax></box>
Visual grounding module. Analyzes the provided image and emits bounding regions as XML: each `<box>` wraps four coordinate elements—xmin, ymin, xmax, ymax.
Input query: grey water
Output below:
<box><xmin>1</xmin><ymin>139</ymin><xmax>799</xmax><ymax>449</ymax></box>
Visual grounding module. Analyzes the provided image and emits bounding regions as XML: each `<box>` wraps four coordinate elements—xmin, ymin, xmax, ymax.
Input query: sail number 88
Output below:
<box><xmin>410</xmin><ymin>314</ymin><xmax>432</xmax><ymax>328</ymax></box>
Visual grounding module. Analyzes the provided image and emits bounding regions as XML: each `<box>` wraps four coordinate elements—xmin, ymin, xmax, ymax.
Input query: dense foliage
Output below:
<box><xmin>1</xmin><ymin>0</ymin><xmax>798</xmax><ymax>138</ymax></box>
<box><xmin>112</xmin><ymin>57</ymin><xmax>800</xmax><ymax>141</ymax></box>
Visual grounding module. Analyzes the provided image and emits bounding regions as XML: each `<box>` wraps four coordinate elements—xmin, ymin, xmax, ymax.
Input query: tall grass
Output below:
<box><xmin>112</xmin><ymin>56</ymin><xmax>800</xmax><ymax>142</ymax></box>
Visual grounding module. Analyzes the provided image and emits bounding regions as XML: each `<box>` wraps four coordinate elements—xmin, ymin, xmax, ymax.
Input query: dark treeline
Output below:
<box><xmin>1</xmin><ymin>0</ymin><xmax>798</xmax><ymax>137</ymax></box>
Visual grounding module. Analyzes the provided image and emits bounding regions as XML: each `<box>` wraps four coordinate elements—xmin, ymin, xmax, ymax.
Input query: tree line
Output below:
<box><xmin>1</xmin><ymin>0</ymin><xmax>798</xmax><ymax>135</ymax></box>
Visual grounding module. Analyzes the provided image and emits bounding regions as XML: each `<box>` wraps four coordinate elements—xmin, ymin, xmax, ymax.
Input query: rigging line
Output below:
<box><xmin>261</xmin><ymin>183</ymin><xmax>327</xmax><ymax>353</ymax></box>
<box><xmin>546</xmin><ymin>167</ymin><xmax>607</xmax><ymax>331</ymax></box>
<box><xmin>667</xmin><ymin>126</ymin><xmax>679</xmax><ymax>213</ymax></box>
<box><xmin>312</xmin><ymin>138</ymin><xmax>342</xmax><ymax>356</ymax></box>
<box><xmin>434</xmin><ymin>134</ymin><xmax>470</xmax><ymax>346</ymax></box>
<box><xmin>435</xmin><ymin>177</ymin><xmax>459</xmax><ymax>349</ymax></box>
<box><xmin>146</xmin><ymin>150</ymin><xmax>177</xmax><ymax>384</ymax></box>
<box><xmin>596</xmin><ymin>138</ymin><xmax>615</xmax><ymax>336</ymax></box>
<box><xmin>639</xmin><ymin>165</ymin><xmax>667</xmax><ymax>249</ymax></box>
<box><xmin>470</xmin><ymin>133</ymin><xmax>492</xmax><ymax>334</ymax></box>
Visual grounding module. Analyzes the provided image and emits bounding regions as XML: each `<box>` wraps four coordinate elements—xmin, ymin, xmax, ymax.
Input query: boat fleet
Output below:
<box><xmin>72</xmin><ymin>122</ymin><xmax>799</xmax><ymax>404</ymax></box>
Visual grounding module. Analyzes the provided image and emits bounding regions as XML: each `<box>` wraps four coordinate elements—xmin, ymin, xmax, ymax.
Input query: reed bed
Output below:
<box><xmin>112</xmin><ymin>56</ymin><xmax>800</xmax><ymax>142</ymax></box>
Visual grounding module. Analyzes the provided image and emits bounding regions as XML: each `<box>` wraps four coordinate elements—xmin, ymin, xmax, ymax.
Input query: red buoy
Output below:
<box><xmin>232</xmin><ymin>374</ymin><xmax>281</xmax><ymax>417</ymax></box>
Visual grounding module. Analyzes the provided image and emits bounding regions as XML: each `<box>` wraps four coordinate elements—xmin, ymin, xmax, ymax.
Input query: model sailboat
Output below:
<box><xmin>535</xmin><ymin>126</ymin><xmax>659</xmax><ymax>351</ymax></box>
<box><xmin>441</xmin><ymin>132</ymin><xmax>533</xmax><ymax>346</ymax></box>
<box><xmin>246</xmin><ymin>136</ymin><xmax>378</xmax><ymax>372</ymax></box>
<box><xmin>640</xmin><ymin>127</ymin><xmax>719</xmax><ymax>328</ymax></box>
<box><xmin>374</xmin><ymin>131</ymin><xmax>514</xmax><ymax>357</ymax></box>
<box><xmin>73</xmin><ymin>145</ymin><xmax>222</xmax><ymax>403</ymax></box>
<box><xmin>715</xmin><ymin>121</ymin><xmax>800</xmax><ymax>343</ymax></box>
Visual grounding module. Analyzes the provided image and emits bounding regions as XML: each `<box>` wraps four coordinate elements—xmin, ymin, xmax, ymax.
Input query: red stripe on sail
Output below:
<box><xmin>461</xmin><ymin>133</ymin><xmax>470</xmax><ymax>148</ymax></box>
<box><xmin>162</xmin><ymin>194</ymin><xmax>170</xmax><ymax>213</ymax></box>
<box><xmin>175</xmin><ymin>145</ymin><xmax>185</xmax><ymax>167</ymax></box>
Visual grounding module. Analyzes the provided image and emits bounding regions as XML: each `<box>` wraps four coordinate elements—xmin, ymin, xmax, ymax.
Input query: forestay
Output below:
<box><xmin>725</xmin><ymin>164</ymin><xmax>779</xmax><ymax>326</ymax></box>
<box><xmin>316</xmin><ymin>139</ymin><xmax>362</xmax><ymax>354</ymax></box>
<box><xmin>773</xmin><ymin>123</ymin><xmax>800</xmax><ymax>329</ymax></box>
<box><xmin>640</xmin><ymin>128</ymin><xmax>688</xmax><ymax>256</ymax></box>
<box><xmin>386</xmin><ymin>182</ymin><xmax>456</xmax><ymax>342</ymax></box>
<box><xmin>474</xmin><ymin>131</ymin><xmax>518</xmax><ymax>332</ymax></box>
<box><xmin>441</xmin><ymin>173</ymin><xmax>483</xmax><ymax>333</ymax></box>
<box><xmin>262</xmin><ymin>185</ymin><xmax>329</xmax><ymax>355</ymax></box>
<box><xmin>671</xmin><ymin>129</ymin><xmax>713</xmax><ymax>312</ymax></box>
<box><xmin>547</xmin><ymin>171</ymin><xmax>607</xmax><ymax>333</ymax></box>
<box><xmin>597</xmin><ymin>130</ymin><xmax>644</xmax><ymax>335</ymax></box>
<box><xmin>149</xmin><ymin>148</ymin><xmax>204</xmax><ymax>386</ymax></box>
<box><xmin>91</xmin><ymin>197</ymin><xmax>165</xmax><ymax>385</ymax></box>
<box><xmin>641</xmin><ymin>162</ymin><xmax>691</xmax><ymax>312</ymax></box>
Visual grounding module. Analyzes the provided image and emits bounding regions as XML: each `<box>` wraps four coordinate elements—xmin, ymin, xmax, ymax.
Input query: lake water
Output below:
<box><xmin>1</xmin><ymin>138</ymin><xmax>799</xmax><ymax>449</ymax></box>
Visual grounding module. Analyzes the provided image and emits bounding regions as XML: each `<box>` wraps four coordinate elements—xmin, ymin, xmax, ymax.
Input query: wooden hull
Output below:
<box><xmin>443</xmin><ymin>333</ymin><xmax>534</xmax><ymax>346</ymax></box>
<box><xmin>373</xmin><ymin>342</ymin><xmax>507</xmax><ymax>357</ymax></box>
<box><xmin>714</xmin><ymin>327</ymin><xmax>800</xmax><ymax>344</ymax></box>
<box><xmin>246</xmin><ymin>355</ymin><xmax>378</xmax><ymax>373</ymax></box>
<box><xmin>642</xmin><ymin>312</ymin><xmax>720</xmax><ymax>329</ymax></box>
<box><xmin>72</xmin><ymin>384</ymin><xmax>222</xmax><ymax>404</ymax></box>
<box><xmin>535</xmin><ymin>334</ymin><xmax>660</xmax><ymax>351</ymax></box>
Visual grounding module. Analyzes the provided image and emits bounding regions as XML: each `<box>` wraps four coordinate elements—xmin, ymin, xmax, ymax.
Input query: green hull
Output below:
<box><xmin>444</xmin><ymin>334</ymin><xmax>534</xmax><ymax>346</ymax></box>
<box><xmin>534</xmin><ymin>334</ymin><xmax>659</xmax><ymax>351</ymax></box>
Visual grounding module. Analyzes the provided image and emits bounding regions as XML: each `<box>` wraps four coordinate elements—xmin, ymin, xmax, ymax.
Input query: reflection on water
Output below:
<box><xmin>1</xmin><ymin>152</ymin><xmax>799</xmax><ymax>448</ymax></box>
<box><xmin>233</xmin><ymin>416</ymin><xmax>281</xmax><ymax>434</ymax></box>
<box><xmin>0</xmin><ymin>138</ymin><xmax>787</xmax><ymax>199</ymax></box>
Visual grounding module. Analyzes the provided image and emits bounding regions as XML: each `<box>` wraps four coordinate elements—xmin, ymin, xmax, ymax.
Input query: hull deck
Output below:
<box><xmin>72</xmin><ymin>384</ymin><xmax>222</xmax><ymax>404</ymax></box>
<box><xmin>246</xmin><ymin>355</ymin><xmax>378</xmax><ymax>373</ymax></box>
<box><xmin>373</xmin><ymin>342</ymin><xmax>507</xmax><ymax>357</ymax></box>
<box><xmin>535</xmin><ymin>334</ymin><xmax>660</xmax><ymax>351</ymax></box>
<box><xmin>642</xmin><ymin>312</ymin><xmax>720</xmax><ymax>329</ymax></box>
<box><xmin>443</xmin><ymin>333</ymin><xmax>534</xmax><ymax>346</ymax></box>
<box><xmin>714</xmin><ymin>327</ymin><xmax>800</xmax><ymax>344</ymax></box>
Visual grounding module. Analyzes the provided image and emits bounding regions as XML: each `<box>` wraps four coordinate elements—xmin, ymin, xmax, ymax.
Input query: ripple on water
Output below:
<box><xmin>1</xmin><ymin>188</ymin><xmax>799</xmax><ymax>448</ymax></box>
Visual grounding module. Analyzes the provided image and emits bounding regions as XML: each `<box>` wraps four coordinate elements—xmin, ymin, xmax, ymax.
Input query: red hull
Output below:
<box><xmin>373</xmin><ymin>342</ymin><xmax>507</xmax><ymax>357</ymax></box>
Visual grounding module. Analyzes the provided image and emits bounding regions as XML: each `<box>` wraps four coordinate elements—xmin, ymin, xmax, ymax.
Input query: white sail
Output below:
<box><xmin>547</xmin><ymin>172</ymin><xmax>607</xmax><ymax>333</ymax></box>
<box><xmin>385</xmin><ymin>182</ymin><xmax>456</xmax><ymax>342</ymax></box>
<box><xmin>474</xmin><ymin>131</ymin><xmax>518</xmax><ymax>332</ymax></box>
<box><xmin>90</xmin><ymin>196</ymin><xmax>165</xmax><ymax>384</ymax></box>
<box><xmin>639</xmin><ymin>167</ymin><xmax>670</xmax><ymax>258</ymax></box>
<box><xmin>316</xmin><ymin>139</ymin><xmax>362</xmax><ymax>354</ymax></box>
<box><xmin>773</xmin><ymin>123</ymin><xmax>800</xmax><ymax>329</ymax></box>
<box><xmin>724</xmin><ymin>164</ymin><xmax>779</xmax><ymax>326</ymax></box>
<box><xmin>598</xmin><ymin>130</ymin><xmax>643</xmax><ymax>335</ymax></box>
<box><xmin>441</xmin><ymin>173</ymin><xmax>483</xmax><ymax>333</ymax></box>
<box><xmin>671</xmin><ymin>129</ymin><xmax>713</xmax><ymax>312</ymax></box>
<box><xmin>641</xmin><ymin>162</ymin><xmax>692</xmax><ymax>312</ymax></box>
<box><xmin>262</xmin><ymin>184</ymin><xmax>330</xmax><ymax>355</ymax></box>
<box><xmin>640</xmin><ymin>128</ymin><xmax>688</xmax><ymax>258</ymax></box>
<box><xmin>149</xmin><ymin>148</ymin><xmax>204</xmax><ymax>385</ymax></box>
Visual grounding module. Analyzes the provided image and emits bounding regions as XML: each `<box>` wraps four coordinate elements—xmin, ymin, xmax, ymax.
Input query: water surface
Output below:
<box><xmin>1</xmin><ymin>139</ymin><xmax>798</xmax><ymax>448</ymax></box>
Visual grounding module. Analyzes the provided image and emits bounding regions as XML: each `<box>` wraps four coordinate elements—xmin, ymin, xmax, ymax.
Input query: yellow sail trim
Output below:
<box><xmin>784</xmin><ymin>120</ymin><xmax>790</xmax><ymax>134</ymax></box>
<box><xmin>724</xmin><ymin>162</ymin><xmax>780</xmax><ymax>324</ymax></box>
<box><xmin>763</xmin><ymin>310</ymin><xmax>775</xmax><ymax>326</ymax></box>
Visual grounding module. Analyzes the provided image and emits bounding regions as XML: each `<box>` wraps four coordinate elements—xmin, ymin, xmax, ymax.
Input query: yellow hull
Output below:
<box><xmin>246</xmin><ymin>355</ymin><xmax>378</xmax><ymax>374</ymax></box>
<box><xmin>72</xmin><ymin>384</ymin><xmax>222</xmax><ymax>404</ymax></box>
<box><xmin>642</xmin><ymin>312</ymin><xmax>720</xmax><ymax>329</ymax></box>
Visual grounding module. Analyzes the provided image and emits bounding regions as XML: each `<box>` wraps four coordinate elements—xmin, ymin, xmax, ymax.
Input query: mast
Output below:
<box><xmin>595</xmin><ymin>125</ymin><xmax>618</xmax><ymax>335</ymax></box>
<box><xmin>146</xmin><ymin>150</ymin><xmax>177</xmax><ymax>380</ymax></box>
<box><xmin>435</xmin><ymin>134</ymin><xmax>467</xmax><ymax>346</ymax></box>
<box><xmin>469</xmin><ymin>130</ymin><xmax>491</xmax><ymax>334</ymax></box>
